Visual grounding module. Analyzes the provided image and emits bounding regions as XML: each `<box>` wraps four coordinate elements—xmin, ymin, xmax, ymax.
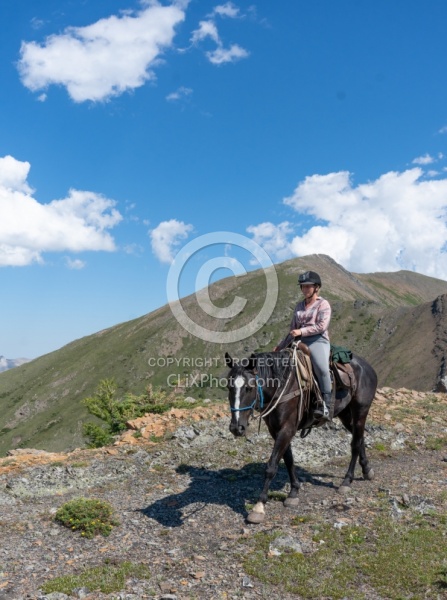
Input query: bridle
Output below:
<box><xmin>230</xmin><ymin>374</ymin><xmax>265</xmax><ymax>413</ymax></box>
<box><xmin>228</xmin><ymin>343</ymin><xmax>316</xmax><ymax>422</ymax></box>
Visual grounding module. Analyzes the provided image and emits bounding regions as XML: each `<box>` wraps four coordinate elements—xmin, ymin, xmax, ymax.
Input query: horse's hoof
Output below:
<box><xmin>283</xmin><ymin>497</ymin><xmax>300</xmax><ymax>508</ymax></box>
<box><xmin>338</xmin><ymin>485</ymin><xmax>351</xmax><ymax>495</ymax></box>
<box><xmin>364</xmin><ymin>468</ymin><xmax>375</xmax><ymax>481</ymax></box>
<box><xmin>246</xmin><ymin>511</ymin><xmax>265</xmax><ymax>524</ymax></box>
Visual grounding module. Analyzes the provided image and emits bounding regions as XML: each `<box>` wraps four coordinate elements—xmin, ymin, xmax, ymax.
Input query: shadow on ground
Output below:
<box><xmin>139</xmin><ymin>461</ymin><xmax>338</xmax><ymax>527</ymax></box>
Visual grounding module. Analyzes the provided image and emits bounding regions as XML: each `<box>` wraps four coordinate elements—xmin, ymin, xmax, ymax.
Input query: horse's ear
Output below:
<box><xmin>248</xmin><ymin>353</ymin><xmax>257</xmax><ymax>372</ymax></box>
<box><xmin>225</xmin><ymin>352</ymin><xmax>234</xmax><ymax>368</ymax></box>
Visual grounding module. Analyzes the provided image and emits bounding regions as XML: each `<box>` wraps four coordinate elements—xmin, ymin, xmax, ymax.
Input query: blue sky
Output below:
<box><xmin>1</xmin><ymin>0</ymin><xmax>447</xmax><ymax>359</ymax></box>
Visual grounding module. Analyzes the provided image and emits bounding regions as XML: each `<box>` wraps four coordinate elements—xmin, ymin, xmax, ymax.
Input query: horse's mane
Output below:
<box><xmin>253</xmin><ymin>351</ymin><xmax>292</xmax><ymax>385</ymax></box>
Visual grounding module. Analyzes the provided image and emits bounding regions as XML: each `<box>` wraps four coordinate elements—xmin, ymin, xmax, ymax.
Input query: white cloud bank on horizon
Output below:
<box><xmin>248</xmin><ymin>168</ymin><xmax>447</xmax><ymax>279</ymax></box>
<box><xmin>18</xmin><ymin>1</ymin><xmax>186</xmax><ymax>102</ymax></box>
<box><xmin>0</xmin><ymin>155</ymin><xmax>122</xmax><ymax>266</ymax></box>
<box><xmin>150</xmin><ymin>219</ymin><xmax>193</xmax><ymax>264</ymax></box>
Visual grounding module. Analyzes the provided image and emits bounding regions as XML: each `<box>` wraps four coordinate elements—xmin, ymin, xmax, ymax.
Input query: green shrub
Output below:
<box><xmin>55</xmin><ymin>497</ymin><xmax>119</xmax><ymax>538</ymax></box>
<box><xmin>82</xmin><ymin>379</ymin><xmax>179</xmax><ymax>447</ymax></box>
<box><xmin>82</xmin><ymin>423</ymin><xmax>114</xmax><ymax>449</ymax></box>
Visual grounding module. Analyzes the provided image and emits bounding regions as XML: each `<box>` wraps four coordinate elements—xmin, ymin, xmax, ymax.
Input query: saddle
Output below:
<box><xmin>331</xmin><ymin>360</ymin><xmax>356</xmax><ymax>393</ymax></box>
<box><xmin>287</xmin><ymin>340</ymin><xmax>356</xmax><ymax>395</ymax></box>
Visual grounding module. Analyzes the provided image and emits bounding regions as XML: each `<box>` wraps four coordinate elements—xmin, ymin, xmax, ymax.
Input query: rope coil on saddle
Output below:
<box><xmin>260</xmin><ymin>341</ymin><xmax>315</xmax><ymax>420</ymax></box>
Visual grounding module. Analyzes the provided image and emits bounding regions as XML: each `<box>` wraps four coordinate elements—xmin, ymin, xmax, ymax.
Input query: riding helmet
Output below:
<box><xmin>298</xmin><ymin>271</ymin><xmax>322</xmax><ymax>287</ymax></box>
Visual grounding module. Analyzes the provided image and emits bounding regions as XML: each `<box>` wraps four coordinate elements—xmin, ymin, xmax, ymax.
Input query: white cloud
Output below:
<box><xmin>190</xmin><ymin>11</ymin><xmax>249</xmax><ymax>65</ymax></box>
<box><xmin>65</xmin><ymin>257</ymin><xmax>86</xmax><ymax>269</ymax></box>
<box><xmin>0</xmin><ymin>155</ymin><xmax>33</xmax><ymax>193</ymax></box>
<box><xmin>212</xmin><ymin>3</ymin><xmax>241</xmax><ymax>18</ymax></box>
<box><xmin>123</xmin><ymin>243</ymin><xmax>144</xmax><ymax>256</ymax></box>
<box><xmin>191</xmin><ymin>20</ymin><xmax>220</xmax><ymax>44</ymax></box>
<box><xmin>0</xmin><ymin>155</ymin><xmax>122</xmax><ymax>267</ymax></box>
<box><xmin>249</xmin><ymin>168</ymin><xmax>447</xmax><ymax>279</ymax></box>
<box><xmin>207</xmin><ymin>43</ymin><xmax>249</xmax><ymax>65</ymax></box>
<box><xmin>166</xmin><ymin>86</ymin><xmax>193</xmax><ymax>101</ymax></box>
<box><xmin>246</xmin><ymin>221</ymin><xmax>294</xmax><ymax>262</ymax></box>
<box><xmin>18</xmin><ymin>2</ymin><xmax>186</xmax><ymax>103</ymax></box>
<box><xmin>150</xmin><ymin>219</ymin><xmax>193</xmax><ymax>263</ymax></box>
<box><xmin>438</xmin><ymin>125</ymin><xmax>447</xmax><ymax>134</ymax></box>
<box><xmin>412</xmin><ymin>153</ymin><xmax>435</xmax><ymax>165</ymax></box>
<box><xmin>30</xmin><ymin>17</ymin><xmax>45</xmax><ymax>31</ymax></box>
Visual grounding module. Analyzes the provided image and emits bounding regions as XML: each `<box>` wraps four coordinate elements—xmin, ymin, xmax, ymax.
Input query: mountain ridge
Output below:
<box><xmin>1</xmin><ymin>253</ymin><xmax>447</xmax><ymax>455</ymax></box>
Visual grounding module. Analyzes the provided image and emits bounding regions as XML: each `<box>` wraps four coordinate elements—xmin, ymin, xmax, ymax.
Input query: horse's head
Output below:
<box><xmin>225</xmin><ymin>352</ymin><xmax>258</xmax><ymax>437</ymax></box>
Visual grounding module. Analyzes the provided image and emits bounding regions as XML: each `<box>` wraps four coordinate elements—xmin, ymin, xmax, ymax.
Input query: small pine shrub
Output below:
<box><xmin>55</xmin><ymin>497</ymin><xmax>119</xmax><ymax>538</ymax></box>
<box><xmin>82</xmin><ymin>379</ymin><xmax>186</xmax><ymax>447</ymax></box>
<box><xmin>82</xmin><ymin>423</ymin><xmax>114</xmax><ymax>449</ymax></box>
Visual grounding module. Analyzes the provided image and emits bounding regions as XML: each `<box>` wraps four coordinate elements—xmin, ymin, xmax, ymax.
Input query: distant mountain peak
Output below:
<box><xmin>0</xmin><ymin>356</ymin><xmax>30</xmax><ymax>373</ymax></box>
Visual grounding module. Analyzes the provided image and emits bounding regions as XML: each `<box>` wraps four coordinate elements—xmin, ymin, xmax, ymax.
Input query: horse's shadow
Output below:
<box><xmin>139</xmin><ymin>462</ymin><xmax>335</xmax><ymax>528</ymax></box>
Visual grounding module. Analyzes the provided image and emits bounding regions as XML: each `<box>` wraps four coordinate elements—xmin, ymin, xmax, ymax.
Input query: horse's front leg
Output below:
<box><xmin>247</xmin><ymin>429</ymin><xmax>294</xmax><ymax>524</ymax></box>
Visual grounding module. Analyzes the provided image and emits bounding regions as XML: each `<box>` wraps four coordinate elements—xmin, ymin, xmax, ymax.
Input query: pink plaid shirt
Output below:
<box><xmin>290</xmin><ymin>296</ymin><xmax>331</xmax><ymax>340</ymax></box>
<box><xmin>278</xmin><ymin>296</ymin><xmax>331</xmax><ymax>349</ymax></box>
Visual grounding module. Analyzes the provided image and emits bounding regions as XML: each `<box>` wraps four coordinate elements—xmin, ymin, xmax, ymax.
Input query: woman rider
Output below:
<box><xmin>275</xmin><ymin>271</ymin><xmax>332</xmax><ymax>421</ymax></box>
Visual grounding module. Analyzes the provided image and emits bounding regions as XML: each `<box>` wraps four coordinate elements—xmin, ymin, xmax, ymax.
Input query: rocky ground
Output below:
<box><xmin>0</xmin><ymin>388</ymin><xmax>446</xmax><ymax>600</ymax></box>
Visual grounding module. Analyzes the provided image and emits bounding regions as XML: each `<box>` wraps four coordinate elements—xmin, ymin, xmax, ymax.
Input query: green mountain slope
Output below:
<box><xmin>1</xmin><ymin>254</ymin><xmax>447</xmax><ymax>455</ymax></box>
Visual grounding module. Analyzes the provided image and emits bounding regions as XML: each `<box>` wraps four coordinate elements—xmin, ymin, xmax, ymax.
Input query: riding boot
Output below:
<box><xmin>313</xmin><ymin>393</ymin><xmax>330</xmax><ymax>421</ymax></box>
<box><xmin>323</xmin><ymin>392</ymin><xmax>332</xmax><ymax>421</ymax></box>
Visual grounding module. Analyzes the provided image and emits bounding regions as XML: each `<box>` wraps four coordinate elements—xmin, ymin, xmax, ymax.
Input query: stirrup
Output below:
<box><xmin>314</xmin><ymin>402</ymin><xmax>330</xmax><ymax>422</ymax></box>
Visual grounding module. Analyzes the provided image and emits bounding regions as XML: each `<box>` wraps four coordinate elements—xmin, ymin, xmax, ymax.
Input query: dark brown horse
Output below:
<box><xmin>225</xmin><ymin>345</ymin><xmax>377</xmax><ymax>523</ymax></box>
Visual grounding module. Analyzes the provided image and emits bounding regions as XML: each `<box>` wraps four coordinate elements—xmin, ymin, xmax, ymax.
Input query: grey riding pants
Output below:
<box><xmin>303</xmin><ymin>334</ymin><xmax>331</xmax><ymax>395</ymax></box>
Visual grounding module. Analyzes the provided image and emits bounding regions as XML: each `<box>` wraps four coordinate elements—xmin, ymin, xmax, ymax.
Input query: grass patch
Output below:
<box><xmin>291</xmin><ymin>515</ymin><xmax>313</xmax><ymax>525</ymax></box>
<box><xmin>55</xmin><ymin>497</ymin><xmax>119</xmax><ymax>538</ymax></box>
<box><xmin>425</xmin><ymin>435</ymin><xmax>447</xmax><ymax>451</ymax></box>
<box><xmin>242</xmin><ymin>513</ymin><xmax>447</xmax><ymax>599</ymax></box>
<box><xmin>150</xmin><ymin>464</ymin><xmax>165</xmax><ymax>472</ymax></box>
<box><xmin>370</xmin><ymin>443</ymin><xmax>396</xmax><ymax>459</ymax></box>
<box><xmin>372</xmin><ymin>441</ymin><xmax>388</xmax><ymax>453</ymax></box>
<box><xmin>268</xmin><ymin>490</ymin><xmax>288</xmax><ymax>502</ymax></box>
<box><xmin>159</xmin><ymin>528</ymin><xmax>171</xmax><ymax>537</ymax></box>
<box><xmin>41</xmin><ymin>561</ymin><xmax>150</xmax><ymax>595</ymax></box>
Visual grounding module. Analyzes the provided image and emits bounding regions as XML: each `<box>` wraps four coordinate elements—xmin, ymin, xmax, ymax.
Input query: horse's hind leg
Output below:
<box><xmin>338</xmin><ymin>405</ymin><xmax>373</xmax><ymax>491</ymax></box>
<box><xmin>283</xmin><ymin>444</ymin><xmax>301</xmax><ymax>508</ymax></box>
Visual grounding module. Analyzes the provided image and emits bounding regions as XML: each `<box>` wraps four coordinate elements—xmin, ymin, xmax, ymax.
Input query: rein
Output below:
<box><xmin>260</xmin><ymin>343</ymin><xmax>306</xmax><ymax>418</ymax></box>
